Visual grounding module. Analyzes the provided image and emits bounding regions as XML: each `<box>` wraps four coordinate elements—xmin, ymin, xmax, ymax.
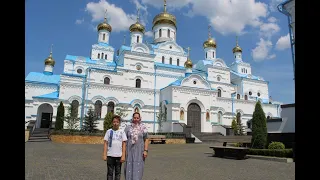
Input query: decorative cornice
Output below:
<box><xmin>117</xmin><ymin>68</ymin><xmax>183</xmax><ymax>79</ymax></box>
<box><xmin>92</xmin><ymin>44</ymin><xmax>115</xmax><ymax>52</ymax></box>
<box><xmin>64</xmin><ymin>60</ymin><xmax>116</xmax><ymax>71</ymax></box>
<box><xmin>172</xmin><ymin>86</ymin><xmax>215</xmax><ymax>95</ymax></box>
<box><xmin>155</xmin><ymin>48</ymin><xmax>186</xmax><ymax>56</ymax></box>
<box><xmin>88</xmin><ymin>82</ymin><xmax>160</xmax><ymax>94</ymax></box>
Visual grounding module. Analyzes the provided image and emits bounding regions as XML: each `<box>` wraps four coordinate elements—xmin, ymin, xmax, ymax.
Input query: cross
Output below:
<box><xmin>104</xmin><ymin>9</ymin><xmax>108</xmax><ymax>22</ymax></box>
<box><xmin>137</xmin><ymin>7</ymin><xmax>140</xmax><ymax>22</ymax></box>
<box><xmin>49</xmin><ymin>44</ymin><xmax>53</xmax><ymax>56</ymax></box>
<box><xmin>186</xmin><ymin>47</ymin><xmax>191</xmax><ymax>56</ymax></box>
<box><xmin>164</xmin><ymin>0</ymin><xmax>167</xmax><ymax>12</ymax></box>
<box><xmin>208</xmin><ymin>24</ymin><xmax>211</xmax><ymax>38</ymax></box>
<box><xmin>236</xmin><ymin>35</ymin><xmax>238</xmax><ymax>45</ymax></box>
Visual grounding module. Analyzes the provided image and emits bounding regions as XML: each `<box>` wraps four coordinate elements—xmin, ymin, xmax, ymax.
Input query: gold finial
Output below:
<box><xmin>104</xmin><ymin>9</ymin><xmax>108</xmax><ymax>22</ymax></box>
<box><xmin>49</xmin><ymin>44</ymin><xmax>53</xmax><ymax>57</ymax></box>
<box><xmin>208</xmin><ymin>25</ymin><xmax>211</xmax><ymax>38</ymax></box>
<box><xmin>164</xmin><ymin>0</ymin><xmax>167</xmax><ymax>12</ymax></box>
<box><xmin>123</xmin><ymin>34</ymin><xmax>126</xmax><ymax>45</ymax></box>
<box><xmin>186</xmin><ymin>47</ymin><xmax>191</xmax><ymax>57</ymax></box>
<box><xmin>236</xmin><ymin>35</ymin><xmax>238</xmax><ymax>46</ymax></box>
<box><xmin>137</xmin><ymin>8</ymin><xmax>140</xmax><ymax>22</ymax></box>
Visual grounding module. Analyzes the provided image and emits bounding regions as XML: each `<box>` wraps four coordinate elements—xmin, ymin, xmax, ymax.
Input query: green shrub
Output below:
<box><xmin>248</xmin><ymin>149</ymin><xmax>293</xmax><ymax>158</ymax></box>
<box><xmin>268</xmin><ymin>142</ymin><xmax>285</xmax><ymax>149</ymax></box>
<box><xmin>234</xmin><ymin>142</ymin><xmax>243</xmax><ymax>147</ymax></box>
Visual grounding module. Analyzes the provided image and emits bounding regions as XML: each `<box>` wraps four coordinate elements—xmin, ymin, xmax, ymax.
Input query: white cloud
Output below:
<box><xmin>267</xmin><ymin>54</ymin><xmax>276</xmax><ymax>59</ymax></box>
<box><xmin>140</xmin><ymin>0</ymin><xmax>268</xmax><ymax>35</ymax></box>
<box><xmin>251</xmin><ymin>38</ymin><xmax>273</xmax><ymax>61</ymax></box>
<box><xmin>276</xmin><ymin>33</ymin><xmax>291</xmax><ymax>50</ymax></box>
<box><xmin>75</xmin><ymin>18</ymin><xmax>84</xmax><ymax>25</ymax></box>
<box><xmin>268</xmin><ymin>16</ymin><xmax>277</xmax><ymax>23</ymax></box>
<box><xmin>145</xmin><ymin>31</ymin><xmax>153</xmax><ymax>37</ymax></box>
<box><xmin>85</xmin><ymin>0</ymin><xmax>136</xmax><ymax>32</ymax></box>
<box><xmin>259</xmin><ymin>22</ymin><xmax>280</xmax><ymax>38</ymax></box>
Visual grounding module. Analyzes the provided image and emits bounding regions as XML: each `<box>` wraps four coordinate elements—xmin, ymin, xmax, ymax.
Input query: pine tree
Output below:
<box><xmin>251</xmin><ymin>101</ymin><xmax>268</xmax><ymax>149</ymax></box>
<box><xmin>64</xmin><ymin>103</ymin><xmax>80</xmax><ymax>131</ymax></box>
<box><xmin>103</xmin><ymin>112</ymin><xmax>114</xmax><ymax>134</ymax></box>
<box><xmin>55</xmin><ymin>101</ymin><xmax>65</xmax><ymax>130</ymax></box>
<box><xmin>231</xmin><ymin>117</ymin><xmax>238</xmax><ymax>135</ymax></box>
<box><xmin>83</xmin><ymin>108</ymin><xmax>99</xmax><ymax>133</ymax></box>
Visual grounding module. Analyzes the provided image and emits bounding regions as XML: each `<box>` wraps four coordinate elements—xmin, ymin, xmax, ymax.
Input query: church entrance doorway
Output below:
<box><xmin>187</xmin><ymin>103</ymin><xmax>201</xmax><ymax>132</ymax></box>
<box><xmin>36</xmin><ymin>103</ymin><xmax>53</xmax><ymax>128</ymax></box>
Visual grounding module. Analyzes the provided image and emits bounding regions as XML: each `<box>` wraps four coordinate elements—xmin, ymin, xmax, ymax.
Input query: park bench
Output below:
<box><xmin>209</xmin><ymin>144</ymin><xmax>249</xmax><ymax>160</ymax></box>
<box><xmin>149</xmin><ymin>135</ymin><xmax>166</xmax><ymax>144</ymax></box>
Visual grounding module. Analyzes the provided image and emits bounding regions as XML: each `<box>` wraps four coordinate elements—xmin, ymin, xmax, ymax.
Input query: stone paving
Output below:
<box><xmin>25</xmin><ymin>142</ymin><xmax>295</xmax><ymax>180</ymax></box>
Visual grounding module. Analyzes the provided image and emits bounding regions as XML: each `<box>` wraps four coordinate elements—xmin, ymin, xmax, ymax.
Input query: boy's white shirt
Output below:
<box><xmin>104</xmin><ymin>128</ymin><xmax>127</xmax><ymax>157</ymax></box>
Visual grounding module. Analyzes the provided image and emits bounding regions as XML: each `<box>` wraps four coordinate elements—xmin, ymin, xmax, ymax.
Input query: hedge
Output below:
<box><xmin>248</xmin><ymin>149</ymin><xmax>293</xmax><ymax>158</ymax></box>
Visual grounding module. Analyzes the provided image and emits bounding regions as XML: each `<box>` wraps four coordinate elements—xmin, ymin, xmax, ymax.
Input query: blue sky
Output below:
<box><xmin>25</xmin><ymin>0</ymin><xmax>294</xmax><ymax>104</ymax></box>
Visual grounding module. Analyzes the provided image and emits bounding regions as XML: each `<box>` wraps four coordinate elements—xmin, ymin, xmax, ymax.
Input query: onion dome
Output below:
<box><xmin>203</xmin><ymin>25</ymin><xmax>217</xmax><ymax>48</ymax></box>
<box><xmin>45</xmin><ymin>44</ymin><xmax>55</xmax><ymax>66</ymax></box>
<box><xmin>97</xmin><ymin>10</ymin><xmax>112</xmax><ymax>32</ymax></box>
<box><xmin>152</xmin><ymin>0</ymin><xmax>177</xmax><ymax>29</ymax></box>
<box><xmin>184</xmin><ymin>47</ymin><xmax>193</xmax><ymax>68</ymax></box>
<box><xmin>232</xmin><ymin>36</ymin><xmax>242</xmax><ymax>53</ymax></box>
<box><xmin>129</xmin><ymin>8</ymin><xmax>145</xmax><ymax>33</ymax></box>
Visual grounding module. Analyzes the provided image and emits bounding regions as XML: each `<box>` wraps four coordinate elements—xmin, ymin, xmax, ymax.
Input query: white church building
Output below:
<box><xmin>25</xmin><ymin>2</ymin><xmax>281</xmax><ymax>134</ymax></box>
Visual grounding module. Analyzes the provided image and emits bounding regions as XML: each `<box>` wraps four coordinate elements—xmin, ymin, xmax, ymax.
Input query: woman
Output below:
<box><xmin>124</xmin><ymin>112</ymin><xmax>149</xmax><ymax>180</ymax></box>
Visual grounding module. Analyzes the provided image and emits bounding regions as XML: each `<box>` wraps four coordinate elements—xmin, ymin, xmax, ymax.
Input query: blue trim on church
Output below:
<box><xmin>32</xmin><ymin>91</ymin><xmax>59</xmax><ymax>99</ymax></box>
<box><xmin>25</xmin><ymin>72</ymin><xmax>60</xmax><ymax>84</ymax></box>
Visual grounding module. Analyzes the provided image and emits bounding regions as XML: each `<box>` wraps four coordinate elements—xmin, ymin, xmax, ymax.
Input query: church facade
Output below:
<box><xmin>25</xmin><ymin>2</ymin><xmax>281</xmax><ymax>134</ymax></box>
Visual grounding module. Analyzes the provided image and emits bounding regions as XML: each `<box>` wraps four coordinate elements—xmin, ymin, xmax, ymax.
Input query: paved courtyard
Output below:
<box><xmin>25</xmin><ymin>142</ymin><xmax>295</xmax><ymax>180</ymax></box>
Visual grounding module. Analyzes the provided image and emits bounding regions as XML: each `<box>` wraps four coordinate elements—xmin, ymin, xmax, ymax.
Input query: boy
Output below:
<box><xmin>102</xmin><ymin>115</ymin><xmax>127</xmax><ymax>180</ymax></box>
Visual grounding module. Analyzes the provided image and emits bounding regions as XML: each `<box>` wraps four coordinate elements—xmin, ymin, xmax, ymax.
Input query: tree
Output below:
<box><xmin>231</xmin><ymin>117</ymin><xmax>238</xmax><ymax>135</ymax></box>
<box><xmin>103</xmin><ymin>112</ymin><xmax>114</xmax><ymax>134</ymax></box>
<box><xmin>64</xmin><ymin>103</ymin><xmax>80</xmax><ymax>131</ymax></box>
<box><xmin>251</xmin><ymin>101</ymin><xmax>268</xmax><ymax>149</ymax></box>
<box><xmin>83</xmin><ymin>108</ymin><xmax>99</xmax><ymax>133</ymax></box>
<box><xmin>55</xmin><ymin>101</ymin><xmax>65</xmax><ymax>130</ymax></box>
<box><xmin>157</xmin><ymin>102</ymin><xmax>167</xmax><ymax>132</ymax></box>
<box><xmin>236</xmin><ymin>113</ymin><xmax>245</xmax><ymax>135</ymax></box>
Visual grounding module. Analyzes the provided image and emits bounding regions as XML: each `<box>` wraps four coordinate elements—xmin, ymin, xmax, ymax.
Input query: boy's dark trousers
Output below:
<box><xmin>107</xmin><ymin>156</ymin><xmax>122</xmax><ymax>180</ymax></box>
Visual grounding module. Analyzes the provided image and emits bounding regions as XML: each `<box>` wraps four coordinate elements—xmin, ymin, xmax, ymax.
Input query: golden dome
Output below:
<box><xmin>152</xmin><ymin>0</ymin><xmax>177</xmax><ymax>29</ymax></box>
<box><xmin>129</xmin><ymin>9</ymin><xmax>145</xmax><ymax>33</ymax></box>
<box><xmin>232</xmin><ymin>36</ymin><xmax>242</xmax><ymax>53</ymax></box>
<box><xmin>203</xmin><ymin>37</ymin><xmax>217</xmax><ymax>49</ymax></box>
<box><xmin>44</xmin><ymin>44</ymin><xmax>55</xmax><ymax>66</ymax></box>
<box><xmin>184</xmin><ymin>58</ymin><xmax>193</xmax><ymax>69</ymax></box>
<box><xmin>233</xmin><ymin>45</ymin><xmax>242</xmax><ymax>53</ymax></box>
<box><xmin>97</xmin><ymin>17</ymin><xmax>112</xmax><ymax>32</ymax></box>
<box><xmin>45</xmin><ymin>53</ymin><xmax>55</xmax><ymax>66</ymax></box>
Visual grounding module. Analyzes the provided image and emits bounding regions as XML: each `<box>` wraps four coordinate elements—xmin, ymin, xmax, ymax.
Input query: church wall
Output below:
<box><xmin>207</xmin><ymin>67</ymin><xmax>231</xmax><ymax>84</ymax></box>
<box><xmin>242</xmin><ymin>79</ymin><xmax>269</xmax><ymax>100</ymax></box>
<box><xmin>25</xmin><ymin>83</ymin><xmax>58</xmax><ymax>100</ymax></box>
<box><xmin>153</xmin><ymin>24</ymin><xmax>177</xmax><ymax>42</ymax></box>
<box><xmin>210</xmin><ymin>84</ymin><xmax>233</xmax><ymax>98</ymax></box>
<box><xmin>91</xmin><ymin>48</ymin><xmax>114</xmax><ymax>62</ymax></box>
<box><xmin>59</xmin><ymin>84</ymin><xmax>82</xmax><ymax>102</ymax></box>
<box><xmin>154</xmin><ymin>50</ymin><xmax>187</xmax><ymax>66</ymax></box>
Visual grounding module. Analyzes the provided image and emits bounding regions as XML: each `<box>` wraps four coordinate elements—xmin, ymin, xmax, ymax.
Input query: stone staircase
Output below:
<box><xmin>192</xmin><ymin>132</ymin><xmax>251</xmax><ymax>144</ymax></box>
<box><xmin>28</xmin><ymin>128</ymin><xmax>51</xmax><ymax>142</ymax></box>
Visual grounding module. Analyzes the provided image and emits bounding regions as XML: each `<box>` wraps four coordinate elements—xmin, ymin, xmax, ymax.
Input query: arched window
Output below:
<box><xmin>218</xmin><ymin>111</ymin><xmax>223</xmax><ymax>124</ymax></box>
<box><xmin>159</xmin><ymin>29</ymin><xmax>162</xmax><ymax>37</ymax></box>
<box><xmin>218</xmin><ymin>89</ymin><xmax>222</xmax><ymax>97</ymax></box>
<box><xmin>134</xmin><ymin>107</ymin><xmax>140</xmax><ymax>113</ymax></box>
<box><xmin>267</xmin><ymin>116</ymin><xmax>270</xmax><ymax>119</ymax></box>
<box><xmin>162</xmin><ymin>56</ymin><xmax>165</xmax><ymax>63</ymax></box>
<box><xmin>105</xmin><ymin>54</ymin><xmax>107</xmax><ymax>59</ymax></box>
<box><xmin>180</xmin><ymin>110</ymin><xmax>184</xmax><ymax>120</ymax></box>
<box><xmin>136</xmin><ymin>79</ymin><xmax>141</xmax><ymax>88</ymax></box>
<box><xmin>169</xmin><ymin>57</ymin><xmax>172</xmax><ymax>65</ymax></box>
<box><xmin>71</xmin><ymin>100</ymin><xmax>79</xmax><ymax>117</ymax></box>
<box><xmin>244</xmin><ymin>95</ymin><xmax>248</xmax><ymax>100</ymax></box>
<box><xmin>206</xmin><ymin>112</ymin><xmax>210</xmax><ymax>121</ymax></box>
<box><xmin>94</xmin><ymin>100</ymin><xmax>102</xmax><ymax>118</ymax></box>
<box><xmin>101</xmin><ymin>53</ymin><xmax>104</xmax><ymax>59</ymax></box>
<box><xmin>103</xmin><ymin>34</ymin><xmax>105</xmax><ymax>40</ymax></box>
<box><xmin>213</xmin><ymin>51</ymin><xmax>215</xmax><ymax>58</ymax></box>
<box><xmin>236</xmin><ymin>112</ymin><xmax>241</xmax><ymax>124</ymax></box>
<box><xmin>137</xmin><ymin>36</ymin><xmax>140</xmax><ymax>43</ymax></box>
<box><xmin>177</xmin><ymin>59</ymin><xmax>180</xmax><ymax>66</ymax></box>
<box><xmin>168</xmin><ymin>29</ymin><xmax>170</xmax><ymax>37</ymax></box>
<box><xmin>104</xmin><ymin>77</ymin><xmax>110</xmax><ymax>85</ymax></box>
<box><xmin>237</xmin><ymin>94</ymin><xmax>240</xmax><ymax>99</ymax></box>
<box><xmin>98</xmin><ymin>53</ymin><xmax>100</xmax><ymax>59</ymax></box>
<box><xmin>107</xmin><ymin>102</ymin><xmax>115</xmax><ymax>114</ymax></box>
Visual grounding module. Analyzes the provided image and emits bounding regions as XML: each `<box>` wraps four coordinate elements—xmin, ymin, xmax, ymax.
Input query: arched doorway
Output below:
<box><xmin>187</xmin><ymin>103</ymin><xmax>201</xmax><ymax>132</ymax></box>
<box><xmin>36</xmin><ymin>103</ymin><xmax>53</xmax><ymax>128</ymax></box>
